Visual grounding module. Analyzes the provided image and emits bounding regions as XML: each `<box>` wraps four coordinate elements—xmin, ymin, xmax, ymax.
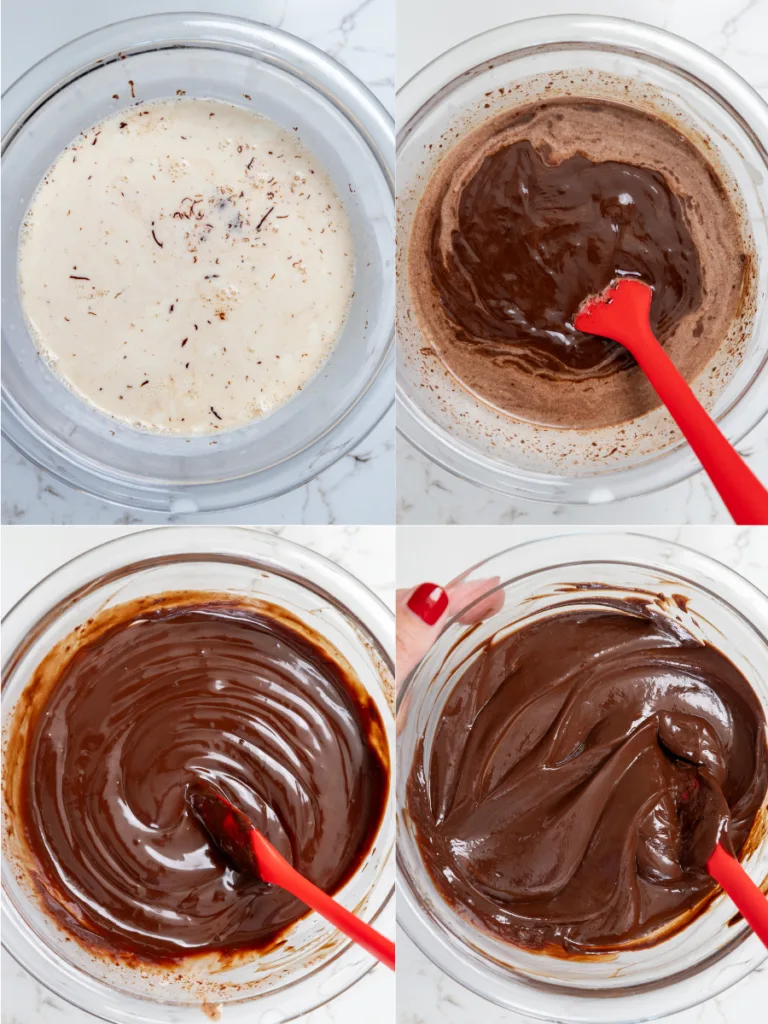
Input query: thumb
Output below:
<box><xmin>396</xmin><ymin>583</ymin><xmax>449</xmax><ymax>688</ymax></box>
<box><xmin>396</xmin><ymin>577</ymin><xmax>504</xmax><ymax>688</ymax></box>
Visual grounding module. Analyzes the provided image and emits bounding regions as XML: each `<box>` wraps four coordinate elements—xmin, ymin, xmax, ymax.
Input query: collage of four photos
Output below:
<box><xmin>2</xmin><ymin>2</ymin><xmax>768</xmax><ymax>1024</ymax></box>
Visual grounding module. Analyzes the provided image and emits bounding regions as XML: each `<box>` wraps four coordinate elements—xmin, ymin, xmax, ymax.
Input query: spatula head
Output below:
<box><xmin>573</xmin><ymin>277</ymin><xmax>654</xmax><ymax>348</ymax></box>
<box><xmin>186</xmin><ymin>781</ymin><xmax>261</xmax><ymax>878</ymax></box>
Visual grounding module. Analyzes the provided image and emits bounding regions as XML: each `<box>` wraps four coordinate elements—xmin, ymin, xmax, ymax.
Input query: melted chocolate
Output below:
<box><xmin>409</xmin><ymin>99</ymin><xmax>747</xmax><ymax>428</ymax></box>
<box><xmin>11</xmin><ymin>596</ymin><xmax>389</xmax><ymax>962</ymax></box>
<box><xmin>431</xmin><ymin>139</ymin><xmax>702</xmax><ymax>377</ymax></box>
<box><xmin>407</xmin><ymin>604</ymin><xmax>767</xmax><ymax>954</ymax></box>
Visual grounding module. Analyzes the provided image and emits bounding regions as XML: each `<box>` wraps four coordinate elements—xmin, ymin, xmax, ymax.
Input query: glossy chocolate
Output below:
<box><xmin>409</xmin><ymin>100</ymin><xmax>747</xmax><ymax>428</ymax></box>
<box><xmin>431</xmin><ymin>139</ymin><xmax>702</xmax><ymax>373</ymax></box>
<box><xmin>407</xmin><ymin>604</ymin><xmax>767</xmax><ymax>954</ymax></box>
<box><xmin>12</xmin><ymin>596</ymin><xmax>389</xmax><ymax>962</ymax></box>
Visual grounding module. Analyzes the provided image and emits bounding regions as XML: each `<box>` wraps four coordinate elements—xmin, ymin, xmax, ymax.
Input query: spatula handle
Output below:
<box><xmin>707</xmin><ymin>843</ymin><xmax>768</xmax><ymax>949</ymax></box>
<box><xmin>631</xmin><ymin>326</ymin><xmax>768</xmax><ymax>524</ymax></box>
<box><xmin>253</xmin><ymin>833</ymin><xmax>395</xmax><ymax>970</ymax></box>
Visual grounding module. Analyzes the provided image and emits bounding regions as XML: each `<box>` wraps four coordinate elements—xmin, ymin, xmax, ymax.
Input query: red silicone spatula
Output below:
<box><xmin>680</xmin><ymin>763</ymin><xmax>768</xmax><ymax>948</ymax></box>
<box><xmin>707</xmin><ymin>844</ymin><xmax>768</xmax><ymax>948</ymax></box>
<box><xmin>187</xmin><ymin>783</ymin><xmax>395</xmax><ymax>971</ymax></box>
<box><xmin>574</xmin><ymin>278</ymin><xmax>768</xmax><ymax>524</ymax></box>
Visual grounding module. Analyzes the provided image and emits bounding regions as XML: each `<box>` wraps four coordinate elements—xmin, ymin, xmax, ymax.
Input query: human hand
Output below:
<box><xmin>395</xmin><ymin>577</ymin><xmax>503</xmax><ymax>686</ymax></box>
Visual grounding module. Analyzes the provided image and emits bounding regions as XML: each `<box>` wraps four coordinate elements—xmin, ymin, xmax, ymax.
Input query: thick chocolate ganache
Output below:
<box><xmin>6</xmin><ymin>594</ymin><xmax>389</xmax><ymax>962</ymax></box>
<box><xmin>407</xmin><ymin>602</ymin><xmax>767</xmax><ymax>954</ymax></box>
<box><xmin>409</xmin><ymin>99</ymin><xmax>748</xmax><ymax>429</ymax></box>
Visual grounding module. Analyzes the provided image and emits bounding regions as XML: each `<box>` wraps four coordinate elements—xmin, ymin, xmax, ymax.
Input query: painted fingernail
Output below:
<box><xmin>407</xmin><ymin>583</ymin><xmax>449</xmax><ymax>626</ymax></box>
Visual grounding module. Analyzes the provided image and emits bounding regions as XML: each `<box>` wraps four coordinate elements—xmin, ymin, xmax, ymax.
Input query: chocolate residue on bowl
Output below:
<box><xmin>4</xmin><ymin>592</ymin><xmax>389</xmax><ymax>964</ymax></box>
<box><xmin>409</xmin><ymin>99</ymin><xmax>748</xmax><ymax>429</ymax></box>
<box><xmin>407</xmin><ymin>600</ymin><xmax>767</xmax><ymax>955</ymax></box>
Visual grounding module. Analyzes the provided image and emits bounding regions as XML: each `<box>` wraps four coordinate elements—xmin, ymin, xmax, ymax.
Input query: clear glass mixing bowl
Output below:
<box><xmin>2</xmin><ymin>14</ymin><xmax>394</xmax><ymax>513</ymax></box>
<box><xmin>397</xmin><ymin>16</ymin><xmax>768</xmax><ymax>505</ymax></box>
<box><xmin>397</xmin><ymin>533</ymin><xmax>768</xmax><ymax>1022</ymax></box>
<box><xmin>2</xmin><ymin>527</ymin><xmax>395</xmax><ymax>1023</ymax></box>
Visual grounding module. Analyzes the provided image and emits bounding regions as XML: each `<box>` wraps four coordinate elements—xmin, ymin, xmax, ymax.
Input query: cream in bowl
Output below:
<box><xmin>18</xmin><ymin>97</ymin><xmax>354</xmax><ymax>435</ymax></box>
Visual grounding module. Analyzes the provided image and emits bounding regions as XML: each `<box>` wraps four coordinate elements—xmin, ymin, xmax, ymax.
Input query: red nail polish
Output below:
<box><xmin>407</xmin><ymin>583</ymin><xmax>448</xmax><ymax>626</ymax></box>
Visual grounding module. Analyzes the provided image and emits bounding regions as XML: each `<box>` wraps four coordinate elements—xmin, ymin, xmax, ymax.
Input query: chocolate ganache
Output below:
<box><xmin>409</xmin><ymin>99</ymin><xmax>748</xmax><ymax>429</ymax></box>
<box><xmin>7</xmin><ymin>594</ymin><xmax>389</xmax><ymax>962</ymax></box>
<box><xmin>407</xmin><ymin>603</ymin><xmax>767</xmax><ymax>954</ymax></box>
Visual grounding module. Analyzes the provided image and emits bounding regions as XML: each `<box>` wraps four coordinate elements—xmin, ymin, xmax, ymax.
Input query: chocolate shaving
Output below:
<box><xmin>256</xmin><ymin>206</ymin><xmax>275</xmax><ymax>232</ymax></box>
<box><xmin>210</xmin><ymin>407</ymin><xmax>222</xmax><ymax>420</ymax></box>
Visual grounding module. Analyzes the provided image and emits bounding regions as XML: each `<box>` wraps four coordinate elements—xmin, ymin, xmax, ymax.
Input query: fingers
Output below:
<box><xmin>396</xmin><ymin>586</ymin><xmax>448</xmax><ymax>688</ymax></box>
<box><xmin>406</xmin><ymin>582</ymin><xmax>449</xmax><ymax>625</ymax></box>
<box><xmin>451</xmin><ymin>578</ymin><xmax>503</xmax><ymax>623</ymax></box>
<box><xmin>396</xmin><ymin>576</ymin><xmax>503</xmax><ymax>687</ymax></box>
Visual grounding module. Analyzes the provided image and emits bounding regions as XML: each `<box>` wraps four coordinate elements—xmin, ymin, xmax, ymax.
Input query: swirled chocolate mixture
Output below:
<box><xmin>407</xmin><ymin>604</ymin><xmax>767</xmax><ymax>954</ymax></box>
<box><xmin>6</xmin><ymin>595</ymin><xmax>389</xmax><ymax>963</ymax></box>
<box><xmin>409</xmin><ymin>100</ymin><xmax>748</xmax><ymax>428</ymax></box>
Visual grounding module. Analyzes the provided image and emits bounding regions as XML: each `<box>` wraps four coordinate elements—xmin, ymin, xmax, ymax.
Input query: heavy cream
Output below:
<box><xmin>17</xmin><ymin>98</ymin><xmax>355</xmax><ymax>434</ymax></box>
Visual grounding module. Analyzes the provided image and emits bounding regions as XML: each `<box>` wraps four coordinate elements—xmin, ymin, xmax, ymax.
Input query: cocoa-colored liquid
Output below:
<box><xmin>409</xmin><ymin>100</ymin><xmax>748</xmax><ymax>428</ymax></box>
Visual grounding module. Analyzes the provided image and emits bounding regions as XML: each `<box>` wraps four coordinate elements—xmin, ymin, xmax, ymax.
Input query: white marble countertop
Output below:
<box><xmin>396</xmin><ymin>523</ymin><xmax>768</xmax><ymax>1023</ymax></box>
<box><xmin>396</xmin><ymin>0</ymin><xmax>768</xmax><ymax>525</ymax></box>
<box><xmin>1</xmin><ymin>0</ymin><xmax>395</xmax><ymax>526</ymax></box>
<box><xmin>1</xmin><ymin>524</ymin><xmax>395</xmax><ymax>1024</ymax></box>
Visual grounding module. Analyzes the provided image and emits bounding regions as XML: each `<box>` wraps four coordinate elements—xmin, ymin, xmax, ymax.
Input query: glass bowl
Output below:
<box><xmin>397</xmin><ymin>533</ymin><xmax>768</xmax><ymax>1022</ymax></box>
<box><xmin>2</xmin><ymin>13</ymin><xmax>394</xmax><ymax>513</ymax></box>
<box><xmin>2</xmin><ymin>527</ymin><xmax>395</xmax><ymax>1024</ymax></box>
<box><xmin>397</xmin><ymin>15</ymin><xmax>768</xmax><ymax>505</ymax></box>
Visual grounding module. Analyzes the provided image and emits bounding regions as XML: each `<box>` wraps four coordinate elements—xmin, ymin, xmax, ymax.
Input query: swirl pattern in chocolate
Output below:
<box><xmin>9</xmin><ymin>594</ymin><xmax>389</xmax><ymax>962</ymax></box>
<box><xmin>407</xmin><ymin>603</ymin><xmax>767</xmax><ymax>954</ymax></box>
<box><xmin>409</xmin><ymin>99</ymin><xmax>748</xmax><ymax>428</ymax></box>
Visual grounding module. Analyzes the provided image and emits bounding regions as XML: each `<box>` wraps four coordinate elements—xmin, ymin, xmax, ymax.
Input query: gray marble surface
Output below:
<box><xmin>1</xmin><ymin>0</ymin><xmax>395</xmax><ymax>525</ymax></box>
<box><xmin>396</xmin><ymin>0</ymin><xmax>768</xmax><ymax>525</ymax></box>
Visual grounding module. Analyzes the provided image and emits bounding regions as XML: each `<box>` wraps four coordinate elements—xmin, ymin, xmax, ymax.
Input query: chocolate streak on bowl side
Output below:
<box><xmin>406</xmin><ymin>602</ymin><xmax>767</xmax><ymax>955</ymax></box>
<box><xmin>4</xmin><ymin>592</ymin><xmax>389</xmax><ymax>964</ymax></box>
<box><xmin>409</xmin><ymin>99</ymin><xmax>748</xmax><ymax>429</ymax></box>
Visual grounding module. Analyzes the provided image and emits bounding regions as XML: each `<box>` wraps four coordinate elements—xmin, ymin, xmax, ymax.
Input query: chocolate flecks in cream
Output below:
<box><xmin>5</xmin><ymin>593</ymin><xmax>389</xmax><ymax>964</ymax></box>
<box><xmin>18</xmin><ymin>99</ymin><xmax>354</xmax><ymax>435</ymax></box>
<box><xmin>406</xmin><ymin>603</ymin><xmax>767</xmax><ymax>955</ymax></box>
<box><xmin>409</xmin><ymin>99</ymin><xmax>748</xmax><ymax>429</ymax></box>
